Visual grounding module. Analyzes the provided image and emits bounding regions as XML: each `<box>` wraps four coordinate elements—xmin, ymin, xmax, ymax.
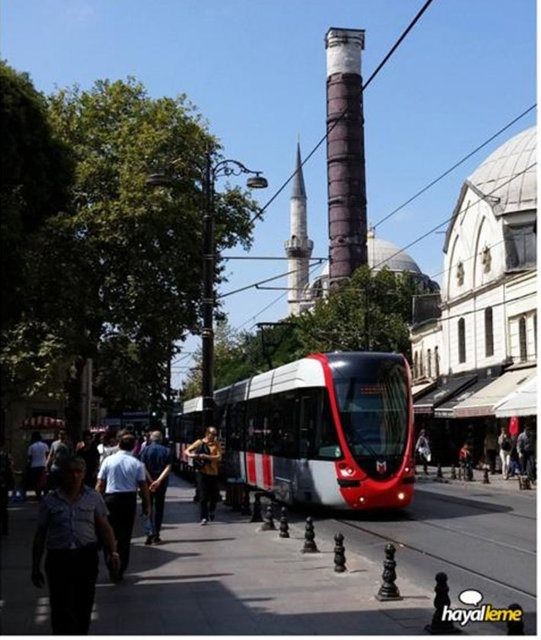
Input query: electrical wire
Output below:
<box><xmin>372</xmin><ymin>104</ymin><xmax>536</xmax><ymax>229</ymax></box>
<box><xmin>248</xmin><ymin>0</ymin><xmax>436</xmax><ymax>224</ymax></box>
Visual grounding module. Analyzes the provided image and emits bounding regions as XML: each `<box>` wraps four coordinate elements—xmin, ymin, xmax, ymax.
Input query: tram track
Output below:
<box><xmin>333</xmin><ymin>517</ymin><xmax>537</xmax><ymax>601</ymax></box>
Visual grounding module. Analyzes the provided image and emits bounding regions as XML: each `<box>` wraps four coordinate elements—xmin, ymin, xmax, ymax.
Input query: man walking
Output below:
<box><xmin>140</xmin><ymin>431</ymin><xmax>173</xmax><ymax>544</ymax></box>
<box><xmin>96</xmin><ymin>431</ymin><xmax>150</xmax><ymax>581</ymax></box>
<box><xmin>31</xmin><ymin>456</ymin><xmax>119</xmax><ymax>635</ymax></box>
<box><xmin>27</xmin><ymin>432</ymin><xmax>49</xmax><ymax>500</ymax></box>
<box><xmin>46</xmin><ymin>429</ymin><xmax>72</xmax><ymax>490</ymax></box>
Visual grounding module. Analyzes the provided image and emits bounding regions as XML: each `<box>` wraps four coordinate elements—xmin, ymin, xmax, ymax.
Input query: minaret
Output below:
<box><xmin>325</xmin><ymin>27</ymin><xmax>368</xmax><ymax>286</ymax></box>
<box><xmin>285</xmin><ymin>143</ymin><xmax>313</xmax><ymax>316</ymax></box>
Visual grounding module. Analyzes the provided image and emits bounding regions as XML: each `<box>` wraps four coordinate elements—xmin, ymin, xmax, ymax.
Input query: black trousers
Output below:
<box><xmin>104</xmin><ymin>492</ymin><xmax>136</xmax><ymax>575</ymax></box>
<box><xmin>197</xmin><ymin>472</ymin><xmax>219</xmax><ymax>520</ymax></box>
<box><xmin>149</xmin><ymin>484</ymin><xmax>167</xmax><ymax>535</ymax></box>
<box><xmin>45</xmin><ymin>546</ymin><xmax>98</xmax><ymax>635</ymax></box>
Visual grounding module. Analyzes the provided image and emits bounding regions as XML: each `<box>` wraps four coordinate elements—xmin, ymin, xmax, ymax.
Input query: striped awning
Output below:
<box><xmin>21</xmin><ymin>416</ymin><xmax>65</xmax><ymax>429</ymax></box>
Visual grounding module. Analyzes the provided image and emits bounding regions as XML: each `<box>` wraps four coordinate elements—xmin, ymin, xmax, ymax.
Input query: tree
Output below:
<box><xmin>1</xmin><ymin>77</ymin><xmax>260</xmax><ymax>439</ymax></box>
<box><xmin>296</xmin><ymin>265</ymin><xmax>423</xmax><ymax>356</ymax></box>
<box><xmin>0</xmin><ymin>61</ymin><xmax>73</xmax><ymax>331</ymax></box>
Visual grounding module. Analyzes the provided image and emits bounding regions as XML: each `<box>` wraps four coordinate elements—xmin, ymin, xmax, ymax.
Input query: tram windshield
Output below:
<box><xmin>330</xmin><ymin>355</ymin><xmax>409</xmax><ymax>459</ymax></box>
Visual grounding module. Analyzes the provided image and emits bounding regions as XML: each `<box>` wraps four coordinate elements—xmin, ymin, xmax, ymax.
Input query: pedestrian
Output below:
<box><xmin>0</xmin><ymin>436</ymin><xmax>14</xmax><ymax>535</ymax></box>
<box><xmin>31</xmin><ymin>456</ymin><xmax>119</xmax><ymax>635</ymax></box>
<box><xmin>96</xmin><ymin>431</ymin><xmax>150</xmax><ymax>581</ymax></box>
<box><xmin>76</xmin><ymin>430</ymin><xmax>100</xmax><ymax>487</ymax></box>
<box><xmin>186</xmin><ymin>427</ymin><xmax>222</xmax><ymax>525</ymax></box>
<box><xmin>414</xmin><ymin>429</ymin><xmax>431</xmax><ymax>475</ymax></box>
<box><xmin>483</xmin><ymin>425</ymin><xmax>498</xmax><ymax>474</ymax></box>
<box><xmin>516</xmin><ymin>426</ymin><xmax>536</xmax><ymax>482</ymax></box>
<box><xmin>97</xmin><ymin>432</ymin><xmax>118</xmax><ymax>467</ymax></box>
<box><xmin>46</xmin><ymin>429</ymin><xmax>72</xmax><ymax>490</ymax></box>
<box><xmin>27</xmin><ymin>431</ymin><xmax>49</xmax><ymax>500</ymax></box>
<box><xmin>459</xmin><ymin>441</ymin><xmax>473</xmax><ymax>480</ymax></box>
<box><xmin>140</xmin><ymin>430</ymin><xmax>173</xmax><ymax>544</ymax></box>
<box><xmin>497</xmin><ymin>425</ymin><xmax>512</xmax><ymax>480</ymax></box>
<box><xmin>139</xmin><ymin>431</ymin><xmax>151</xmax><ymax>456</ymax></box>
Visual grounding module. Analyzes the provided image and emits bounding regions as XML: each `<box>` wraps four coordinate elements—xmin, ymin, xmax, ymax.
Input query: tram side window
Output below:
<box><xmin>314</xmin><ymin>392</ymin><xmax>341</xmax><ymax>460</ymax></box>
<box><xmin>227</xmin><ymin>402</ymin><xmax>245</xmax><ymax>452</ymax></box>
<box><xmin>268</xmin><ymin>391</ymin><xmax>298</xmax><ymax>458</ymax></box>
<box><xmin>246</xmin><ymin>397</ymin><xmax>266</xmax><ymax>453</ymax></box>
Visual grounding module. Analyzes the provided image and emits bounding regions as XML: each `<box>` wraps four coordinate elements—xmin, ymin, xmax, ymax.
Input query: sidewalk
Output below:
<box><xmin>1</xmin><ymin>476</ymin><xmax>441</xmax><ymax>636</ymax></box>
<box><xmin>415</xmin><ymin>465</ymin><xmax>537</xmax><ymax>498</ymax></box>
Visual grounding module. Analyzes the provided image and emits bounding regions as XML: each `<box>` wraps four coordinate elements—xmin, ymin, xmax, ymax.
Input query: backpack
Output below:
<box><xmin>192</xmin><ymin>441</ymin><xmax>210</xmax><ymax>470</ymax></box>
<box><xmin>500</xmin><ymin>437</ymin><xmax>512</xmax><ymax>452</ymax></box>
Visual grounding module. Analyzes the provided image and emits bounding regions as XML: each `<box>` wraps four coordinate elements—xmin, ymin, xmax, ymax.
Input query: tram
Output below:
<box><xmin>172</xmin><ymin>352</ymin><xmax>415</xmax><ymax>510</ymax></box>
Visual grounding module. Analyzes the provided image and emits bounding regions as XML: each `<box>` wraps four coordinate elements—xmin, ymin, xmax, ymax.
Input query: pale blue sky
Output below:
<box><xmin>2</xmin><ymin>0</ymin><xmax>536</xmax><ymax>385</ymax></box>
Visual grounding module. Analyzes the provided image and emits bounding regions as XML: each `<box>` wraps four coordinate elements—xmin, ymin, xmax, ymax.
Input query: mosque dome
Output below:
<box><xmin>467</xmin><ymin>125</ymin><xmax>536</xmax><ymax>216</ymax></box>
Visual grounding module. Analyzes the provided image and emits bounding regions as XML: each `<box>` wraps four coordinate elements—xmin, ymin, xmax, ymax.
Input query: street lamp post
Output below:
<box><xmin>147</xmin><ymin>148</ymin><xmax>267</xmax><ymax>430</ymax></box>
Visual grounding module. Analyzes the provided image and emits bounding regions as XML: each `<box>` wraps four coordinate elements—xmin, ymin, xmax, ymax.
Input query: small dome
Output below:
<box><xmin>468</xmin><ymin>126</ymin><xmax>536</xmax><ymax>215</ymax></box>
<box><xmin>316</xmin><ymin>232</ymin><xmax>421</xmax><ymax>279</ymax></box>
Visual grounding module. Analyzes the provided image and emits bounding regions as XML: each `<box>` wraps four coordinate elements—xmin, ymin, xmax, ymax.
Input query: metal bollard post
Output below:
<box><xmin>278</xmin><ymin>507</ymin><xmax>290</xmax><ymax>538</ymax></box>
<box><xmin>260</xmin><ymin>504</ymin><xmax>276</xmax><ymax>531</ymax></box>
<box><xmin>437</xmin><ymin>463</ymin><xmax>443</xmax><ymax>479</ymax></box>
<box><xmin>506</xmin><ymin>603</ymin><xmax>524</xmax><ymax>635</ymax></box>
<box><xmin>451</xmin><ymin>464</ymin><xmax>457</xmax><ymax>480</ymax></box>
<box><xmin>424</xmin><ymin>572</ymin><xmax>459</xmax><ymax>634</ymax></box>
<box><xmin>483</xmin><ymin>467</ymin><xmax>490</xmax><ymax>484</ymax></box>
<box><xmin>375</xmin><ymin>543</ymin><xmax>402</xmax><ymax>601</ymax></box>
<box><xmin>333</xmin><ymin>533</ymin><xmax>347</xmax><ymax>573</ymax></box>
<box><xmin>240</xmin><ymin>486</ymin><xmax>251</xmax><ymax>516</ymax></box>
<box><xmin>301</xmin><ymin>516</ymin><xmax>319</xmax><ymax>553</ymax></box>
<box><xmin>250</xmin><ymin>492</ymin><xmax>263</xmax><ymax>523</ymax></box>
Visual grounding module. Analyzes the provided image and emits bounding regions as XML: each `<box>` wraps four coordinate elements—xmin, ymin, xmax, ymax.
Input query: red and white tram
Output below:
<box><xmin>172</xmin><ymin>352</ymin><xmax>415</xmax><ymax>510</ymax></box>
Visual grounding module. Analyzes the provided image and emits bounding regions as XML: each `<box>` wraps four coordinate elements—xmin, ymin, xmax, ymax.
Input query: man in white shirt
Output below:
<box><xmin>96</xmin><ymin>431</ymin><xmax>150</xmax><ymax>581</ymax></box>
<box><xmin>27</xmin><ymin>432</ymin><xmax>49</xmax><ymax>500</ymax></box>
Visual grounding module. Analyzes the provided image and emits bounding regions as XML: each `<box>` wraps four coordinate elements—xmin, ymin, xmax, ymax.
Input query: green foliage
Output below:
<box><xmin>1</xmin><ymin>75</ymin><xmax>260</xmax><ymax>423</ymax></box>
<box><xmin>181</xmin><ymin>266</ymin><xmax>421</xmax><ymax>400</ymax></box>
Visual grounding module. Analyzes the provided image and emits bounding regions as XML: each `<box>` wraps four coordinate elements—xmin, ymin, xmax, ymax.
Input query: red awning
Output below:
<box><xmin>21</xmin><ymin>416</ymin><xmax>65</xmax><ymax>429</ymax></box>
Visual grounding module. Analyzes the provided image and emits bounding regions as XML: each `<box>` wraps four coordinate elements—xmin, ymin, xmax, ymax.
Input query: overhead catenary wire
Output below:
<box><xmin>248</xmin><ymin>0</ymin><xmax>436</xmax><ymax>224</ymax></box>
<box><xmin>372</xmin><ymin>104</ymin><xmax>536</xmax><ymax>229</ymax></box>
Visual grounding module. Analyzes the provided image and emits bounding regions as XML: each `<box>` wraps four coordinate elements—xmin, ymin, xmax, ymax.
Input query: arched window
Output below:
<box><xmin>458</xmin><ymin>318</ymin><xmax>466</xmax><ymax>363</ymax></box>
<box><xmin>534</xmin><ymin>313</ymin><xmax>537</xmax><ymax>358</ymax></box>
<box><xmin>519</xmin><ymin>316</ymin><xmax>527</xmax><ymax>362</ymax></box>
<box><xmin>427</xmin><ymin>349</ymin><xmax>432</xmax><ymax>378</ymax></box>
<box><xmin>414</xmin><ymin>352</ymin><xmax>419</xmax><ymax>379</ymax></box>
<box><xmin>484</xmin><ymin>307</ymin><xmax>494</xmax><ymax>357</ymax></box>
<box><xmin>435</xmin><ymin>346</ymin><xmax>440</xmax><ymax>377</ymax></box>
<box><xmin>420</xmin><ymin>351</ymin><xmax>424</xmax><ymax>377</ymax></box>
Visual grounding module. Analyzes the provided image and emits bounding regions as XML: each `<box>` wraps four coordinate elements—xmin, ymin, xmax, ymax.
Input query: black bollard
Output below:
<box><xmin>250</xmin><ymin>492</ymin><xmax>263</xmax><ymax>523</ymax></box>
<box><xmin>301</xmin><ymin>516</ymin><xmax>319</xmax><ymax>553</ymax></box>
<box><xmin>334</xmin><ymin>532</ymin><xmax>347</xmax><ymax>573</ymax></box>
<box><xmin>260</xmin><ymin>504</ymin><xmax>276</xmax><ymax>531</ymax></box>
<box><xmin>437</xmin><ymin>463</ymin><xmax>443</xmax><ymax>479</ymax></box>
<box><xmin>451</xmin><ymin>464</ymin><xmax>457</xmax><ymax>480</ymax></box>
<box><xmin>375</xmin><ymin>543</ymin><xmax>402</xmax><ymax>601</ymax></box>
<box><xmin>506</xmin><ymin>603</ymin><xmax>524</xmax><ymax>635</ymax></box>
<box><xmin>424</xmin><ymin>572</ymin><xmax>459</xmax><ymax>634</ymax></box>
<box><xmin>240</xmin><ymin>486</ymin><xmax>251</xmax><ymax>516</ymax></box>
<box><xmin>278</xmin><ymin>507</ymin><xmax>290</xmax><ymax>538</ymax></box>
<box><xmin>483</xmin><ymin>467</ymin><xmax>490</xmax><ymax>484</ymax></box>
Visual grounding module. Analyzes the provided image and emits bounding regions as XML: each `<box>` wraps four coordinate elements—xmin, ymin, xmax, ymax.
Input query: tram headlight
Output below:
<box><xmin>397</xmin><ymin>492</ymin><xmax>406</xmax><ymax>501</ymax></box>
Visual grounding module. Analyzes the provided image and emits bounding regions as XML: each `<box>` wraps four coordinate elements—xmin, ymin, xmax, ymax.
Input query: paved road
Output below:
<box><xmin>292</xmin><ymin>473</ymin><xmax>537</xmax><ymax>635</ymax></box>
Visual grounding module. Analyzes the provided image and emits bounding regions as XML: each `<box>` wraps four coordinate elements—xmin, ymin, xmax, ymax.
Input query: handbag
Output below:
<box><xmin>192</xmin><ymin>442</ymin><xmax>210</xmax><ymax>470</ymax></box>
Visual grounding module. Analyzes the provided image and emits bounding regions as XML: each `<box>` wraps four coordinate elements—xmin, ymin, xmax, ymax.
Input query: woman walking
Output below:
<box><xmin>186</xmin><ymin>427</ymin><xmax>222</xmax><ymax>525</ymax></box>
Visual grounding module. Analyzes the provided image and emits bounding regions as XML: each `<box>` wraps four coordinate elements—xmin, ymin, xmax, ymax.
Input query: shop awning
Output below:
<box><xmin>21</xmin><ymin>416</ymin><xmax>65</xmax><ymax>429</ymax></box>
<box><xmin>494</xmin><ymin>374</ymin><xmax>537</xmax><ymax>418</ymax></box>
<box><xmin>411</xmin><ymin>380</ymin><xmax>437</xmax><ymax>399</ymax></box>
<box><xmin>435</xmin><ymin>376</ymin><xmax>499</xmax><ymax>419</ymax></box>
<box><xmin>413</xmin><ymin>374</ymin><xmax>477</xmax><ymax>415</ymax></box>
<box><xmin>453</xmin><ymin>368</ymin><xmax>536</xmax><ymax>418</ymax></box>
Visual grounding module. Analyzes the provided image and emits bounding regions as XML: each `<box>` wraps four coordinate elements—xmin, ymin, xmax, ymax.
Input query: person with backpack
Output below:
<box><xmin>414</xmin><ymin>429</ymin><xmax>431</xmax><ymax>475</ymax></box>
<box><xmin>498</xmin><ymin>425</ymin><xmax>513</xmax><ymax>480</ymax></box>
<box><xmin>516</xmin><ymin>426</ymin><xmax>536</xmax><ymax>482</ymax></box>
<box><xmin>185</xmin><ymin>427</ymin><xmax>222</xmax><ymax>525</ymax></box>
<box><xmin>46</xmin><ymin>430</ymin><xmax>72</xmax><ymax>490</ymax></box>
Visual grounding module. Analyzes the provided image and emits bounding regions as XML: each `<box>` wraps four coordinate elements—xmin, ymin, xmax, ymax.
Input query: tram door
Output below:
<box><xmin>297</xmin><ymin>394</ymin><xmax>316</xmax><ymax>501</ymax></box>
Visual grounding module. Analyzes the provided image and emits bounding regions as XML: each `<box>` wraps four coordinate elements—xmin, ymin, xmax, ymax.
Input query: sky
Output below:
<box><xmin>2</xmin><ymin>0</ymin><xmax>537</xmax><ymax>388</ymax></box>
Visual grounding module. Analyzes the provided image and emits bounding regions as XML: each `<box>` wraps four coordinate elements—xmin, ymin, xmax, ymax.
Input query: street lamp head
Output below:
<box><xmin>246</xmin><ymin>172</ymin><xmax>268</xmax><ymax>189</ymax></box>
<box><xmin>146</xmin><ymin>173</ymin><xmax>173</xmax><ymax>188</ymax></box>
